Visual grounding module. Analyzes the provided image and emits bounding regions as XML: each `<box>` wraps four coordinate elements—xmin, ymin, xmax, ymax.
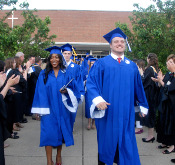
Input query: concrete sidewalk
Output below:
<box><xmin>4</xmin><ymin>103</ymin><xmax>175</xmax><ymax>165</ymax></box>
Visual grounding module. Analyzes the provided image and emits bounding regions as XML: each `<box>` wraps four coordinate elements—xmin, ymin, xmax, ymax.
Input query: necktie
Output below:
<box><xmin>117</xmin><ymin>58</ymin><xmax>122</xmax><ymax>64</ymax></box>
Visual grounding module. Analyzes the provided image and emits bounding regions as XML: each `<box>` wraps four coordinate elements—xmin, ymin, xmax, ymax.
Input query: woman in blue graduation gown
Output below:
<box><xmin>32</xmin><ymin>46</ymin><xmax>81</xmax><ymax>165</ymax></box>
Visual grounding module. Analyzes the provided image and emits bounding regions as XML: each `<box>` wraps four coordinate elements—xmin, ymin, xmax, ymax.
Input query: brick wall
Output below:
<box><xmin>1</xmin><ymin>10</ymin><xmax>133</xmax><ymax>43</ymax></box>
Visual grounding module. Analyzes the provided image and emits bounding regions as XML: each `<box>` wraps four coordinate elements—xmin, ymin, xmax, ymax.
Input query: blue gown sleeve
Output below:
<box><xmin>75</xmin><ymin>65</ymin><xmax>85</xmax><ymax>103</ymax></box>
<box><xmin>134</xmin><ymin>66</ymin><xmax>149</xmax><ymax>114</ymax></box>
<box><xmin>61</xmin><ymin>74</ymin><xmax>81</xmax><ymax>113</ymax></box>
<box><xmin>81</xmin><ymin>58</ymin><xmax>89</xmax><ymax>81</ymax></box>
<box><xmin>86</xmin><ymin>60</ymin><xmax>106</xmax><ymax>118</ymax></box>
<box><xmin>31</xmin><ymin>70</ymin><xmax>50</xmax><ymax>115</ymax></box>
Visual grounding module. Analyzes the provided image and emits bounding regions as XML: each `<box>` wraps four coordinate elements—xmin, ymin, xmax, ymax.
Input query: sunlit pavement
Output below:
<box><xmin>5</xmin><ymin>103</ymin><xmax>175</xmax><ymax>165</ymax></box>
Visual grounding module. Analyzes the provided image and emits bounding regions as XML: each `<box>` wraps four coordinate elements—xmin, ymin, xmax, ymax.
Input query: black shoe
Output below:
<box><xmin>157</xmin><ymin>145</ymin><xmax>168</xmax><ymax>149</ymax></box>
<box><xmin>13</xmin><ymin>132</ymin><xmax>18</xmax><ymax>135</ymax></box>
<box><xmin>98</xmin><ymin>161</ymin><xmax>105</xmax><ymax>165</ymax></box>
<box><xmin>163</xmin><ymin>149</ymin><xmax>175</xmax><ymax>154</ymax></box>
<box><xmin>25</xmin><ymin>113</ymin><xmax>32</xmax><ymax>116</ymax></box>
<box><xmin>10</xmin><ymin>134</ymin><xmax>19</xmax><ymax>139</ymax></box>
<box><xmin>98</xmin><ymin>154</ymin><xmax>105</xmax><ymax>165</ymax></box>
<box><xmin>20</xmin><ymin>118</ymin><xmax>28</xmax><ymax>123</ymax></box>
<box><xmin>171</xmin><ymin>159</ymin><xmax>175</xmax><ymax>163</ymax></box>
<box><xmin>142</xmin><ymin>137</ymin><xmax>155</xmax><ymax>143</ymax></box>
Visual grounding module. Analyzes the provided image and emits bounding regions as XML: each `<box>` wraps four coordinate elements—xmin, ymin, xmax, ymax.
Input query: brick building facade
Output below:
<box><xmin>1</xmin><ymin>10</ymin><xmax>132</xmax><ymax>57</ymax></box>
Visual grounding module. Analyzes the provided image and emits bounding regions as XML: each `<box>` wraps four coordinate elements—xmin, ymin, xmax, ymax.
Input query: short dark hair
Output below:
<box><xmin>35</xmin><ymin>57</ymin><xmax>41</xmax><ymax>63</ymax></box>
<box><xmin>136</xmin><ymin>59</ymin><xmax>145</xmax><ymax>71</ymax></box>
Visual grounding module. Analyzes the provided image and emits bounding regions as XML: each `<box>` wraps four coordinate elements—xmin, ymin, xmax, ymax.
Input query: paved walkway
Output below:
<box><xmin>4</xmin><ymin>103</ymin><xmax>175</xmax><ymax>165</ymax></box>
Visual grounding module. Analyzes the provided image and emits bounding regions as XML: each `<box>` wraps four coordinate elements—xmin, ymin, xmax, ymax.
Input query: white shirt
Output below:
<box><xmin>66</xmin><ymin>60</ymin><xmax>71</xmax><ymax>66</ymax></box>
<box><xmin>111</xmin><ymin>52</ymin><xmax>124</xmax><ymax>61</ymax></box>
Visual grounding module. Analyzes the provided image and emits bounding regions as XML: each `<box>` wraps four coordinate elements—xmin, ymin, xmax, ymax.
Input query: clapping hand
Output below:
<box><xmin>7</xmin><ymin>74</ymin><xmax>20</xmax><ymax>87</ymax></box>
<box><xmin>138</xmin><ymin>67</ymin><xmax>144</xmax><ymax>76</ymax></box>
<box><xmin>151</xmin><ymin>70</ymin><xmax>164</xmax><ymax>86</ymax></box>
<box><xmin>0</xmin><ymin>72</ymin><xmax>7</xmax><ymax>88</ymax></box>
<box><xmin>25</xmin><ymin>61</ymin><xmax>32</xmax><ymax>70</ymax></box>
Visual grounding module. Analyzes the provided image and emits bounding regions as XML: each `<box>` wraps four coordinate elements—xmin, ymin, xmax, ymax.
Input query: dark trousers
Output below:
<box><xmin>98</xmin><ymin>144</ymin><xmax>119</xmax><ymax>165</ymax></box>
<box><xmin>98</xmin><ymin>154</ymin><xmax>105</xmax><ymax>165</ymax></box>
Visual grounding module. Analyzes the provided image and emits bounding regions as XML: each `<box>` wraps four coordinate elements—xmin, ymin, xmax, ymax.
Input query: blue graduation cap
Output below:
<box><xmin>75</xmin><ymin>58</ymin><xmax>80</xmax><ymax>62</ymax></box>
<box><xmin>45</xmin><ymin>46</ymin><xmax>62</xmax><ymax>55</ymax></box>
<box><xmin>87</xmin><ymin>55</ymin><xmax>94</xmax><ymax>60</ymax></box>
<box><xmin>103</xmin><ymin>27</ymin><xmax>131</xmax><ymax>52</ymax></box>
<box><xmin>89</xmin><ymin>58</ymin><xmax>98</xmax><ymax>62</ymax></box>
<box><xmin>61</xmin><ymin>43</ymin><xmax>76</xmax><ymax>52</ymax></box>
<box><xmin>70</xmin><ymin>55</ymin><xmax>74</xmax><ymax>60</ymax></box>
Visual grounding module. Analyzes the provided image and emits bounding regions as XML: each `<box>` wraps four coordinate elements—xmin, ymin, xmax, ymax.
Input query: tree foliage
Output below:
<box><xmin>0</xmin><ymin>0</ymin><xmax>29</xmax><ymax>10</ymax></box>
<box><xmin>0</xmin><ymin>1</ymin><xmax>56</xmax><ymax>60</ymax></box>
<box><xmin>116</xmin><ymin>0</ymin><xmax>175</xmax><ymax>73</ymax></box>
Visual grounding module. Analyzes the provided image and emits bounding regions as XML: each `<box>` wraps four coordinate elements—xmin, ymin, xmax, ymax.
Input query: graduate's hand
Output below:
<box><xmin>59</xmin><ymin>88</ymin><xmax>68</xmax><ymax>94</ymax></box>
<box><xmin>96</xmin><ymin>102</ymin><xmax>110</xmax><ymax>110</ymax></box>
<box><xmin>35</xmin><ymin>114</ymin><xmax>40</xmax><ymax>121</ymax></box>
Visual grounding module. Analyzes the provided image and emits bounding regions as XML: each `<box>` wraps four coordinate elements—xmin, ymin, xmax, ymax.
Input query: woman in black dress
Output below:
<box><xmin>0</xmin><ymin>71</ymin><xmax>19</xmax><ymax>165</ymax></box>
<box><xmin>139</xmin><ymin>53</ymin><xmax>159</xmax><ymax>143</ymax></box>
<box><xmin>152</xmin><ymin>54</ymin><xmax>175</xmax><ymax>154</ymax></box>
<box><xmin>5</xmin><ymin>57</ymin><xmax>30</xmax><ymax>131</ymax></box>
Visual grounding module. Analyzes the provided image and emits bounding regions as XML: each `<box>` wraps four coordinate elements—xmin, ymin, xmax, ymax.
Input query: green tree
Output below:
<box><xmin>116</xmin><ymin>0</ymin><xmax>175</xmax><ymax>72</ymax></box>
<box><xmin>12</xmin><ymin>10</ymin><xmax>56</xmax><ymax>59</ymax></box>
<box><xmin>0</xmin><ymin>0</ymin><xmax>17</xmax><ymax>10</ymax></box>
<box><xmin>115</xmin><ymin>22</ymin><xmax>134</xmax><ymax>60</ymax></box>
<box><xmin>0</xmin><ymin>0</ymin><xmax>29</xmax><ymax>10</ymax></box>
<box><xmin>0</xmin><ymin>1</ymin><xmax>56</xmax><ymax>60</ymax></box>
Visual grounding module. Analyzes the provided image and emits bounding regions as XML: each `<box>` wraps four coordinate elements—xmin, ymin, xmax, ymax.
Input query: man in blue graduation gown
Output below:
<box><xmin>86</xmin><ymin>28</ymin><xmax>149</xmax><ymax>165</ymax></box>
<box><xmin>61</xmin><ymin>44</ymin><xmax>85</xmax><ymax>128</ymax></box>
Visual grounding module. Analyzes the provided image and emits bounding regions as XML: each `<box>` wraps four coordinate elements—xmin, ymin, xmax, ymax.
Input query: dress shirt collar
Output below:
<box><xmin>111</xmin><ymin>52</ymin><xmax>124</xmax><ymax>61</ymax></box>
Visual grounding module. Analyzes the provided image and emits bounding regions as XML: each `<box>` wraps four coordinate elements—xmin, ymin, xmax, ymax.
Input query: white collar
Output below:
<box><xmin>67</xmin><ymin>60</ymin><xmax>71</xmax><ymax>66</ymax></box>
<box><xmin>111</xmin><ymin>53</ymin><xmax>124</xmax><ymax>61</ymax></box>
